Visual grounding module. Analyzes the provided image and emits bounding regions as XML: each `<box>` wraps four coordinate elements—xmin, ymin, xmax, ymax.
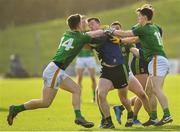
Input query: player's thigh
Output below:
<box><xmin>118</xmin><ymin>86</ymin><xmax>128</xmax><ymax>99</ymax></box>
<box><xmin>128</xmin><ymin>76</ymin><xmax>144</xmax><ymax>96</ymax></box>
<box><xmin>145</xmin><ymin>77</ymin><xmax>154</xmax><ymax>96</ymax></box>
<box><xmin>60</xmin><ymin>76</ymin><xmax>80</xmax><ymax>93</ymax></box>
<box><xmin>97</xmin><ymin>78</ymin><xmax>113</xmax><ymax>96</ymax></box>
<box><xmin>76</xmin><ymin>68</ymin><xmax>85</xmax><ymax>77</ymax></box>
<box><xmin>42</xmin><ymin>87</ymin><xmax>58</xmax><ymax>104</ymax></box>
<box><xmin>150</xmin><ymin>76</ymin><xmax>165</xmax><ymax>91</ymax></box>
<box><xmin>135</xmin><ymin>74</ymin><xmax>148</xmax><ymax>89</ymax></box>
<box><xmin>88</xmin><ymin>68</ymin><xmax>96</xmax><ymax>78</ymax></box>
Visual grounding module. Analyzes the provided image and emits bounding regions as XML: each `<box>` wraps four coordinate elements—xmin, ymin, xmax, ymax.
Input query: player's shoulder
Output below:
<box><xmin>64</xmin><ymin>31</ymin><xmax>87</xmax><ymax>40</ymax></box>
<box><xmin>152</xmin><ymin>23</ymin><xmax>163</xmax><ymax>36</ymax></box>
<box><xmin>153</xmin><ymin>23</ymin><xmax>161</xmax><ymax>27</ymax></box>
<box><xmin>132</xmin><ymin>23</ymin><xmax>141</xmax><ymax>29</ymax></box>
<box><xmin>153</xmin><ymin>23</ymin><xmax>162</xmax><ymax>30</ymax></box>
<box><xmin>63</xmin><ymin>31</ymin><xmax>78</xmax><ymax>37</ymax></box>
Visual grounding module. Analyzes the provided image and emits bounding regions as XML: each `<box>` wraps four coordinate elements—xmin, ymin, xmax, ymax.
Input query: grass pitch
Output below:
<box><xmin>0</xmin><ymin>75</ymin><xmax>180</xmax><ymax>131</ymax></box>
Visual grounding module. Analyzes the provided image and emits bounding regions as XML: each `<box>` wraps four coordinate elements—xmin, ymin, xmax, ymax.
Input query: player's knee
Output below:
<box><xmin>97</xmin><ymin>89</ymin><xmax>106</xmax><ymax>100</ymax></box>
<box><xmin>130</xmin><ymin>97</ymin><xmax>136</xmax><ymax>106</ymax></box>
<box><xmin>138</xmin><ymin>92</ymin><xmax>147</xmax><ymax>100</ymax></box>
<box><xmin>74</xmin><ymin>85</ymin><xmax>81</xmax><ymax>95</ymax></box>
<box><xmin>120</xmin><ymin>96</ymin><xmax>128</xmax><ymax>105</ymax></box>
<box><xmin>152</xmin><ymin>88</ymin><xmax>160</xmax><ymax>96</ymax></box>
<box><xmin>91</xmin><ymin>76</ymin><xmax>96</xmax><ymax>83</ymax></box>
<box><xmin>95</xmin><ymin>88</ymin><xmax>98</xmax><ymax>95</ymax></box>
<box><xmin>78</xmin><ymin>77</ymin><xmax>82</xmax><ymax>84</ymax></box>
<box><xmin>41</xmin><ymin>101</ymin><xmax>52</xmax><ymax>108</ymax></box>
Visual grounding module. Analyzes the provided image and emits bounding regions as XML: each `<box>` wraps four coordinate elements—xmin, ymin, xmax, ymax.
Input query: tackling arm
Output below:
<box><xmin>107</xmin><ymin>35</ymin><xmax>140</xmax><ymax>45</ymax></box>
<box><xmin>130</xmin><ymin>47</ymin><xmax>139</xmax><ymax>57</ymax></box>
<box><xmin>121</xmin><ymin>37</ymin><xmax>140</xmax><ymax>44</ymax></box>
<box><xmin>113</xmin><ymin>30</ymin><xmax>134</xmax><ymax>37</ymax></box>
<box><xmin>86</xmin><ymin>30</ymin><xmax>104</xmax><ymax>38</ymax></box>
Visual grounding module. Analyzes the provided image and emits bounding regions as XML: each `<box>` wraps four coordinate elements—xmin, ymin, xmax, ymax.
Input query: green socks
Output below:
<box><xmin>163</xmin><ymin>108</ymin><xmax>170</xmax><ymax>117</ymax></box>
<box><xmin>14</xmin><ymin>104</ymin><xmax>26</xmax><ymax>113</ymax></box>
<box><xmin>150</xmin><ymin>109</ymin><xmax>170</xmax><ymax>119</ymax></box>
<box><xmin>74</xmin><ymin>110</ymin><xmax>82</xmax><ymax>118</ymax></box>
<box><xmin>150</xmin><ymin>111</ymin><xmax>157</xmax><ymax>120</ymax></box>
<box><xmin>127</xmin><ymin>111</ymin><xmax>134</xmax><ymax>119</ymax></box>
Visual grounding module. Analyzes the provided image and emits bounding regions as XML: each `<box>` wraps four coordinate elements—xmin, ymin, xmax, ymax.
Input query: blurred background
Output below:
<box><xmin>0</xmin><ymin>0</ymin><xmax>180</xmax><ymax>77</ymax></box>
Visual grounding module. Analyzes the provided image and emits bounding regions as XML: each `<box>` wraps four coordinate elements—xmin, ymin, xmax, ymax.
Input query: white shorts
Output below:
<box><xmin>76</xmin><ymin>56</ymin><xmax>96</xmax><ymax>69</ymax></box>
<box><xmin>148</xmin><ymin>55</ymin><xmax>169</xmax><ymax>77</ymax></box>
<box><xmin>128</xmin><ymin>71</ymin><xmax>135</xmax><ymax>81</ymax></box>
<box><xmin>42</xmin><ymin>62</ymin><xmax>69</xmax><ymax>90</ymax></box>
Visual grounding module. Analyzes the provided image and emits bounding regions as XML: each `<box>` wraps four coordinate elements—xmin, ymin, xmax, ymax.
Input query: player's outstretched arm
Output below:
<box><xmin>121</xmin><ymin>37</ymin><xmax>140</xmax><ymax>44</ymax></box>
<box><xmin>113</xmin><ymin>30</ymin><xmax>134</xmax><ymax>37</ymax></box>
<box><xmin>104</xmin><ymin>28</ymin><xmax>135</xmax><ymax>37</ymax></box>
<box><xmin>86</xmin><ymin>30</ymin><xmax>104</xmax><ymax>38</ymax></box>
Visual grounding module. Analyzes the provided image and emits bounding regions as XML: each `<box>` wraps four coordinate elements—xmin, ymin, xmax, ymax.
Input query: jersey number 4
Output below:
<box><xmin>59</xmin><ymin>37</ymin><xmax>74</xmax><ymax>51</ymax></box>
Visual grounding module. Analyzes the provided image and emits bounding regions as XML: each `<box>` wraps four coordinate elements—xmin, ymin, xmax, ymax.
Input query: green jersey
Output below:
<box><xmin>120</xmin><ymin>44</ymin><xmax>135</xmax><ymax>72</ymax></box>
<box><xmin>132</xmin><ymin>23</ymin><xmax>166</xmax><ymax>62</ymax></box>
<box><xmin>53</xmin><ymin>31</ymin><xmax>92</xmax><ymax>69</ymax></box>
<box><xmin>78</xmin><ymin>48</ymin><xmax>94</xmax><ymax>57</ymax></box>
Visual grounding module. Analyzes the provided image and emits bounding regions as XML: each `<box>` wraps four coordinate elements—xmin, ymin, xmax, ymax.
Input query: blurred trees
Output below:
<box><xmin>0</xmin><ymin>0</ymin><xmax>153</xmax><ymax>29</ymax></box>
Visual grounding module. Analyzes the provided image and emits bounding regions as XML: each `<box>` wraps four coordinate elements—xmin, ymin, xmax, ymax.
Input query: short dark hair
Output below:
<box><xmin>87</xmin><ymin>17</ymin><xmax>101</xmax><ymax>23</ymax></box>
<box><xmin>67</xmin><ymin>14</ymin><xmax>81</xmax><ymax>30</ymax></box>
<box><xmin>137</xmin><ymin>8</ymin><xmax>153</xmax><ymax>21</ymax></box>
<box><xmin>111</xmin><ymin>21</ymin><xmax>122</xmax><ymax>28</ymax></box>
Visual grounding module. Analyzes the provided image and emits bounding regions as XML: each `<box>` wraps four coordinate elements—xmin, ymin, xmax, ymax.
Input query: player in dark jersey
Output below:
<box><xmin>7</xmin><ymin>14</ymin><xmax>105</xmax><ymax>128</ymax></box>
<box><xmin>87</xmin><ymin>17</ymin><xmax>134</xmax><ymax>128</ymax></box>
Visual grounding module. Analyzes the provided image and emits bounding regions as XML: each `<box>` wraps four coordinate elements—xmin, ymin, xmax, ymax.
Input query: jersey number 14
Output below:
<box><xmin>59</xmin><ymin>37</ymin><xmax>74</xmax><ymax>51</ymax></box>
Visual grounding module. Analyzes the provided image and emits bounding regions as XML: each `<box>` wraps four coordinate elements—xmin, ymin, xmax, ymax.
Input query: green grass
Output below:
<box><xmin>0</xmin><ymin>0</ymin><xmax>180</xmax><ymax>75</ymax></box>
<box><xmin>0</xmin><ymin>75</ymin><xmax>180</xmax><ymax>131</ymax></box>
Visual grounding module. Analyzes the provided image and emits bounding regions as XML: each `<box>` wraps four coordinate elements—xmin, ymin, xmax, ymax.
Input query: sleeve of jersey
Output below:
<box><xmin>83</xmin><ymin>33</ymin><xmax>92</xmax><ymax>44</ymax></box>
<box><xmin>90</xmin><ymin>37</ymin><xmax>105</xmax><ymax>44</ymax></box>
<box><xmin>128</xmin><ymin>44</ymin><xmax>135</xmax><ymax>49</ymax></box>
<box><xmin>132</xmin><ymin>26</ymin><xmax>143</xmax><ymax>36</ymax></box>
<box><xmin>156</xmin><ymin>24</ymin><xmax>163</xmax><ymax>37</ymax></box>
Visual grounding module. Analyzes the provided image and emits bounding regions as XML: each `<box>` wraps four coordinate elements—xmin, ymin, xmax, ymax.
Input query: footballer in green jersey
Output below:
<box><xmin>7</xmin><ymin>14</ymin><xmax>105</xmax><ymax>128</ymax></box>
<box><xmin>53</xmin><ymin>30</ymin><xmax>92</xmax><ymax>69</ymax></box>
<box><xmin>75</xmin><ymin>16</ymin><xmax>97</xmax><ymax>103</ymax></box>
<box><xmin>107</xmin><ymin>4</ymin><xmax>172</xmax><ymax>126</ymax></box>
